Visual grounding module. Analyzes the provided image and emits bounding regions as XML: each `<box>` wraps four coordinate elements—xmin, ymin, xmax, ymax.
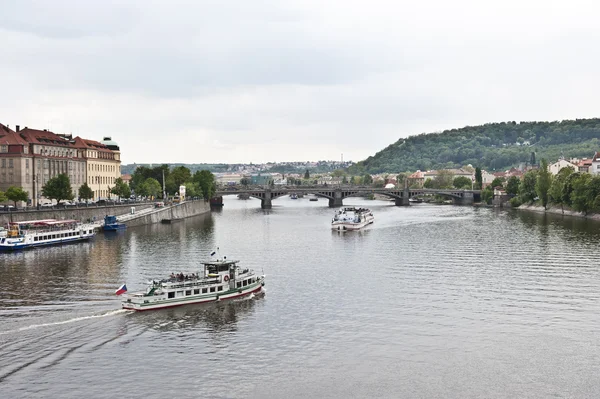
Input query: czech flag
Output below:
<box><xmin>115</xmin><ymin>284</ymin><xmax>127</xmax><ymax>296</ymax></box>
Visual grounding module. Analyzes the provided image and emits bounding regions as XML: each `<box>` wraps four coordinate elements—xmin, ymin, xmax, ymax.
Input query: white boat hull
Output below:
<box><xmin>122</xmin><ymin>280</ymin><xmax>264</xmax><ymax>311</ymax></box>
<box><xmin>331</xmin><ymin>216</ymin><xmax>374</xmax><ymax>231</ymax></box>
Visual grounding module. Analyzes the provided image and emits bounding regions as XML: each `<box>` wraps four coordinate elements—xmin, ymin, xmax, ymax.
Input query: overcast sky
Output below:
<box><xmin>1</xmin><ymin>0</ymin><xmax>599</xmax><ymax>165</ymax></box>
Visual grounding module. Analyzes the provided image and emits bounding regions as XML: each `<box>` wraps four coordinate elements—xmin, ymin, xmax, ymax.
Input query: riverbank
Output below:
<box><xmin>0</xmin><ymin>199</ymin><xmax>211</xmax><ymax>226</ymax></box>
<box><xmin>515</xmin><ymin>203</ymin><xmax>600</xmax><ymax>221</ymax></box>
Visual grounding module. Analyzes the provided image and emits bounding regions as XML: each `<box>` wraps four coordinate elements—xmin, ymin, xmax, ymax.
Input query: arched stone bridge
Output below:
<box><xmin>215</xmin><ymin>186</ymin><xmax>481</xmax><ymax>209</ymax></box>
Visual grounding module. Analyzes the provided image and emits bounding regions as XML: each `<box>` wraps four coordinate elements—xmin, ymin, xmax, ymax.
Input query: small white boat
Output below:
<box><xmin>331</xmin><ymin>207</ymin><xmax>374</xmax><ymax>231</ymax></box>
<box><xmin>0</xmin><ymin>219</ymin><xmax>95</xmax><ymax>251</ymax></box>
<box><xmin>120</xmin><ymin>257</ymin><xmax>265</xmax><ymax>311</ymax></box>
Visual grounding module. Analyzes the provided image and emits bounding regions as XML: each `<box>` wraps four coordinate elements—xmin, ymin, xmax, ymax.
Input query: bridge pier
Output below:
<box><xmin>394</xmin><ymin>188</ymin><xmax>410</xmax><ymax>206</ymax></box>
<box><xmin>261</xmin><ymin>190</ymin><xmax>272</xmax><ymax>209</ymax></box>
<box><xmin>328</xmin><ymin>190</ymin><xmax>344</xmax><ymax>207</ymax></box>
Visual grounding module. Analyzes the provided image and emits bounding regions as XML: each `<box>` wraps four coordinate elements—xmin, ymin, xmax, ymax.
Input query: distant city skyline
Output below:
<box><xmin>2</xmin><ymin>0</ymin><xmax>599</xmax><ymax>164</ymax></box>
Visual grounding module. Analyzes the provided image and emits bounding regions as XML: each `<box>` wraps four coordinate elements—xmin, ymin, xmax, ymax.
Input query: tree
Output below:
<box><xmin>505</xmin><ymin>176</ymin><xmax>520</xmax><ymax>196</ymax></box>
<box><xmin>548</xmin><ymin>166</ymin><xmax>574</xmax><ymax>209</ymax></box>
<box><xmin>453</xmin><ymin>176</ymin><xmax>472</xmax><ymax>189</ymax></box>
<box><xmin>240</xmin><ymin>177</ymin><xmax>250</xmax><ymax>186</ymax></box>
<box><xmin>535</xmin><ymin>159</ymin><xmax>552</xmax><ymax>209</ymax></box>
<box><xmin>396</xmin><ymin>173</ymin><xmax>408</xmax><ymax>188</ymax></box>
<box><xmin>481</xmin><ymin>186</ymin><xmax>493</xmax><ymax>204</ymax></box>
<box><xmin>110</xmin><ymin>177</ymin><xmax>131</xmax><ymax>200</ymax></box>
<box><xmin>137</xmin><ymin>177</ymin><xmax>162</xmax><ymax>198</ymax></box>
<box><xmin>342</xmin><ymin>175</ymin><xmax>348</xmax><ymax>184</ymax></box>
<box><xmin>530</xmin><ymin>152</ymin><xmax>536</xmax><ymax>166</ymax></box>
<box><xmin>423</xmin><ymin>178</ymin><xmax>434</xmax><ymax>189</ymax></box>
<box><xmin>193</xmin><ymin>170</ymin><xmax>216</xmax><ymax>200</ymax></box>
<box><xmin>490</xmin><ymin>177</ymin><xmax>505</xmax><ymax>189</ymax></box>
<box><xmin>5</xmin><ymin>186</ymin><xmax>28</xmax><ymax>207</ymax></box>
<box><xmin>0</xmin><ymin>190</ymin><xmax>6</xmax><ymax>203</ymax></box>
<box><xmin>42</xmin><ymin>174</ymin><xmax>74</xmax><ymax>204</ymax></box>
<box><xmin>570</xmin><ymin>173</ymin><xmax>593</xmax><ymax>214</ymax></box>
<box><xmin>170</xmin><ymin>166</ymin><xmax>192</xmax><ymax>187</ymax></box>
<box><xmin>304</xmin><ymin>169</ymin><xmax>310</xmax><ymax>179</ymax></box>
<box><xmin>78</xmin><ymin>182</ymin><xmax>94</xmax><ymax>201</ymax></box>
<box><xmin>183</xmin><ymin>181</ymin><xmax>200</xmax><ymax>198</ymax></box>
<box><xmin>474</xmin><ymin>167</ymin><xmax>483</xmax><ymax>190</ymax></box>
<box><xmin>433</xmin><ymin>170</ymin><xmax>454</xmax><ymax>189</ymax></box>
<box><xmin>518</xmin><ymin>170</ymin><xmax>538</xmax><ymax>204</ymax></box>
<box><xmin>363</xmin><ymin>174</ymin><xmax>373</xmax><ymax>185</ymax></box>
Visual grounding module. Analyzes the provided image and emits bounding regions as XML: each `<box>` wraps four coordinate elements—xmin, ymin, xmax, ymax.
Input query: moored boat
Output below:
<box><xmin>331</xmin><ymin>207</ymin><xmax>374</xmax><ymax>231</ymax></box>
<box><xmin>0</xmin><ymin>219</ymin><xmax>96</xmax><ymax>251</ymax></box>
<box><xmin>120</xmin><ymin>257</ymin><xmax>265</xmax><ymax>311</ymax></box>
<box><xmin>103</xmin><ymin>215</ymin><xmax>127</xmax><ymax>231</ymax></box>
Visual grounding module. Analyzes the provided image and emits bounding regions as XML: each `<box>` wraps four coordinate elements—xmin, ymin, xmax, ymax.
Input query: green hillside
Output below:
<box><xmin>348</xmin><ymin>119</ymin><xmax>600</xmax><ymax>174</ymax></box>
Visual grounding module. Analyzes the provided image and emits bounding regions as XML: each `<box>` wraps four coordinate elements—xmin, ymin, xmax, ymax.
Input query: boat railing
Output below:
<box><xmin>158</xmin><ymin>277</ymin><xmax>221</xmax><ymax>288</ymax></box>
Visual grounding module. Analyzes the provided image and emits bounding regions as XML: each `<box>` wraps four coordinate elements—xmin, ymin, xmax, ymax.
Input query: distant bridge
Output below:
<box><xmin>215</xmin><ymin>185</ymin><xmax>481</xmax><ymax>209</ymax></box>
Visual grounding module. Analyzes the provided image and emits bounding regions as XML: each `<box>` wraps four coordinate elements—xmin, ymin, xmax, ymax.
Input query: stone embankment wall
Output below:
<box><xmin>123</xmin><ymin>200</ymin><xmax>210</xmax><ymax>227</ymax></box>
<box><xmin>0</xmin><ymin>200</ymin><xmax>211</xmax><ymax>226</ymax></box>
<box><xmin>0</xmin><ymin>203</ymin><xmax>155</xmax><ymax>225</ymax></box>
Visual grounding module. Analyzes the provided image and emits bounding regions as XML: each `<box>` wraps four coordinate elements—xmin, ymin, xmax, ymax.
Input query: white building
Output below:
<box><xmin>548</xmin><ymin>159</ymin><xmax>577</xmax><ymax>175</ymax></box>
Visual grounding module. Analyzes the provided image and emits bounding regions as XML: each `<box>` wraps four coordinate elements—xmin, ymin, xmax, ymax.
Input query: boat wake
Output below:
<box><xmin>0</xmin><ymin>309</ymin><xmax>132</xmax><ymax>335</ymax></box>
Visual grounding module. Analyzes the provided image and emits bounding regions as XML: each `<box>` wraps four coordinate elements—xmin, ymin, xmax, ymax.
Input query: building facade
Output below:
<box><xmin>19</xmin><ymin>127</ymin><xmax>87</xmax><ymax>206</ymax></box>
<box><xmin>0</xmin><ymin>124</ymin><xmax>121</xmax><ymax>206</ymax></box>
<box><xmin>74</xmin><ymin>137</ymin><xmax>121</xmax><ymax>200</ymax></box>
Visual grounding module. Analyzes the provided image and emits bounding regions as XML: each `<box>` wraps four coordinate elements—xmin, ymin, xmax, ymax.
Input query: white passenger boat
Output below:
<box><xmin>0</xmin><ymin>219</ymin><xmax>96</xmax><ymax>251</ymax></box>
<box><xmin>120</xmin><ymin>257</ymin><xmax>265</xmax><ymax>311</ymax></box>
<box><xmin>331</xmin><ymin>207</ymin><xmax>374</xmax><ymax>231</ymax></box>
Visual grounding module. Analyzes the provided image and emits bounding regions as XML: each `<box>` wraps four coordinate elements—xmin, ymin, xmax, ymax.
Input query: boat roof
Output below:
<box><xmin>10</xmin><ymin>219</ymin><xmax>78</xmax><ymax>226</ymax></box>
<box><xmin>9</xmin><ymin>219</ymin><xmax>57</xmax><ymax>225</ymax></box>
<box><xmin>203</xmin><ymin>259</ymin><xmax>240</xmax><ymax>266</ymax></box>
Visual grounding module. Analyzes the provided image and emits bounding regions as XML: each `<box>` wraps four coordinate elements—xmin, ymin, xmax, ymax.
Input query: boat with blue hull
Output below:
<box><xmin>103</xmin><ymin>215</ymin><xmax>127</xmax><ymax>231</ymax></box>
<box><xmin>0</xmin><ymin>219</ymin><xmax>95</xmax><ymax>251</ymax></box>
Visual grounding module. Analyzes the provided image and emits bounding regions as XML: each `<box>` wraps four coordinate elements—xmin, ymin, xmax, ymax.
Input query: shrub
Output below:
<box><xmin>509</xmin><ymin>197</ymin><xmax>522</xmax><ymax>208</ymax></box>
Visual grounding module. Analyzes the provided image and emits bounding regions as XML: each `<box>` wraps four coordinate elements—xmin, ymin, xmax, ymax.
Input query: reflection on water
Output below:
<box><xmin>131</xmin><ymin>295</ymin><xmax>263</xmax><ymax>334</ymax></box>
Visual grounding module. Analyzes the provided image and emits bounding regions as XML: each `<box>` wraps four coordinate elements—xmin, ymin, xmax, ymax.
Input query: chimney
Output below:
<box><xmin>16</xmin><ymin>125</ymin><xmax>20</xmax><ymax>132</ymax></box>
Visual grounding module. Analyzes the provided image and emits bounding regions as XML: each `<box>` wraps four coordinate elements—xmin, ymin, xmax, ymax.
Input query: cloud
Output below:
<box><xmin>1</xmin><ymin>0</ymin><xmax>599</xmax><ymax>164</ymax></box>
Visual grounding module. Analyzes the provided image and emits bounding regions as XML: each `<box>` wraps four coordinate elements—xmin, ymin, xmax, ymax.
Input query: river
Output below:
<box><xmin>1</xmin><ymin>197</ymin><xmax>599</xmax><ymax>398</ymax></box>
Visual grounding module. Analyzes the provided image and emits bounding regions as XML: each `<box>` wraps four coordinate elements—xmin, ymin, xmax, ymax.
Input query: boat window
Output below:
<box><xmin>218</xmin><ymin>264</ymin><xmax>229</xmax><ymax>272</ymax></box>
<box><xmin>186</xmin><ymin>290</ymin><xmax>192</xmax><ymax>296</ymax></box>
<box><xmin>236</xmin><ymin>282</ymin><xmax>241</xmax><ymax>288</ymax></box>
<box><xmin>243</xmin><ymin>280</ymin><xmax>247</xmax><ymax>287</ymax></box>
<box><xmin>202</xmin><ymin>288</ymin><xmax>207</xmax><ymax>294</ymax></box>
<box><xmin>168</xmin><ymin>292</ymin><xmax>175</xmax><ymax>299</ymax></box>
<box><xmin>210</xmin><ymin>287</ymin><xmax>215</xmax><ymax>293</ymax></box>
<box><xmin>217</xmin><ymin>286</ymin><xmax>223</xmax><ymax>291</ymax></box>
<box><xmin>194</xmin><ymin>289</ymin><xmax>199</xmax><ymax>295</ymax></box>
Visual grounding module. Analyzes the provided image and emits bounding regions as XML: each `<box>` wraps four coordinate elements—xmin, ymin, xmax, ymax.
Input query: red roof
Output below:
<box><xmin>73</xmin><ymin>136</ymin><xmax>112</xmax><ymax>153</ymax></box>
<box><xmin>0</xmin><ymin>124</ymin><xmax>28</xmax><ymax>145</ymax></box>
<box><xmin>19</xmin><ymin>128</ymin><xmax>74</xmax><ymax>147</ymax></box>
<box><xmin>592</xmin><ymin>152</ymin><xmax>600</xmax><ymax>162</ymax></box>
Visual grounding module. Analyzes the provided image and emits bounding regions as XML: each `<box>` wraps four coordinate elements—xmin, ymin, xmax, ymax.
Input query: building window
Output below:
<box><xmin>1</xmin><ymin>159</ymin><xmax>5</xmax><ymax>168</ymax></box>
<box><xmin>0</xmin><ymin>145</ymin><xmax>7</xmax><ymax>153</ymax></box>
<box><xmin>8</xmin><ymin>173</ymin><xmax>13</xmax><ymax>183</ymax></box>
<box><xmin>26</xmin><ymin>159</ymin><xmax>29</xmax><ymax>168</ymax></box>
<box><xmin>8</xmin><ymin>159</ymin><xmax>13</xmax><ymax>168</ymax></box>
<box><xmin>26</xmin><ymin>173</ymin><xmax>30</xmax><ymax>183</ymax></box>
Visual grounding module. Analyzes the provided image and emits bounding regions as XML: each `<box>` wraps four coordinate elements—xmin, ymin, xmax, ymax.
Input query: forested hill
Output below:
<box><xmin>348</xmin><ymin>119</ymin><xmax>600</xmax><ymax>174</ymax></box>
